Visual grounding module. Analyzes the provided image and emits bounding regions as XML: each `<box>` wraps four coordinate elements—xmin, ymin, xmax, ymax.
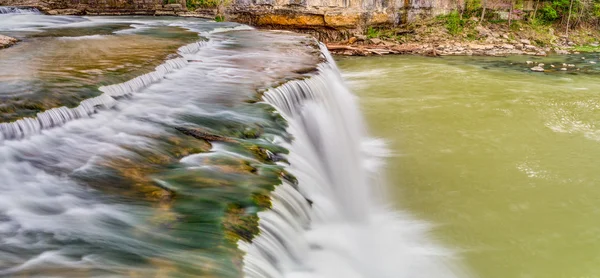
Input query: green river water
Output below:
<box><xmin>338</xmin><ymin>54</ymin><xmax>600</xmax><ymax>278</ymax></box>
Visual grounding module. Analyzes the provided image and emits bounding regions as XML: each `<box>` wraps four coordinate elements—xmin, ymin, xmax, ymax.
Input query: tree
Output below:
<box><xmin>531</xmin><ymin>0</ymin><xmax>541</xmax><ymax>22</ymax></box>
<box><xmin>480</xmin><ymin>0</ymin><xmax>488</xmax><ymax>23</ymax></box>
<box><xmin>508</xmin><ymin>0</ymin><xmax>515</xmax><ymax>27</ymax></box>
<box><xmin>566</xmin><ymin>0</ymin><xmax>574</xmax><ymax>37</ymax></box>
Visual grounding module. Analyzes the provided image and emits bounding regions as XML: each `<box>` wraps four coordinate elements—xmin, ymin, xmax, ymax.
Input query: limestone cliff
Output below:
<box><xmin>0</xmin><ymin>0</ymin><xmax>456</xmax><ymax>41</ymax></box>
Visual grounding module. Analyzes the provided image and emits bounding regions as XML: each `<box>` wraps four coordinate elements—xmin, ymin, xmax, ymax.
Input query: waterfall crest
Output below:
<box><xmin>0</xmin><ymin>41</ymin><xmax>209</xmax><ymax>141</ymax></box>
<box><xmin>242</xmin><ymin>44</ymin><xmax>467</xmax><ymax>278</ymax></box>
<box><xmin>0</xmin><ymin>7</ymin><xmax>41</xmax><ymax>14</ymax></box>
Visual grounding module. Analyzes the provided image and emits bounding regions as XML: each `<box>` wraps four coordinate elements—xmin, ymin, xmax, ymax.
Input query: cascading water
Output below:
<box><xmin>0</xmin><ymin>6</ymin><xmax>40</xmax><ymax>14</ymax></box>
<box><xmin>0</xmin><ymin>45</ymin><xmax>198</xmax><ymax>140</ymax></box>
<box><xmin>0</xmin><ymin>11</ymin><xmax>467</xmax><ymax>277</ymax></box>
<box><xmin>241</xmin><ymin>45</ymin><xmax>468</xmax><ymax>278</ymax></box>
<box><xmin>0</xmin><ymin>14</ymin><xmax>323</xmax><ymax>276</ymax></box>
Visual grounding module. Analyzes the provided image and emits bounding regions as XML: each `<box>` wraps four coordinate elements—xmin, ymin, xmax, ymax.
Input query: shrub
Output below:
<box><xmin>445</xmin><ymin>11</ymin><xmax>464</xmax><ymax>35</ymax></box>
<box><xmin>366</xmin><ymin>27</ymin><xmax>380</xmax><ymax>39</ymax></box>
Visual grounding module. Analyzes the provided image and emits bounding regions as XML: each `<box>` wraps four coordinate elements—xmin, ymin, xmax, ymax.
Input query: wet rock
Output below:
<box><xmin>175</xmin><ymin>126</ymin><xmax>236</xmax><ymax>143</ymax></box>
<box><xmin>560</xmin><ymin>68</ymin><xmax>567</xmax><ymax>71</ymax></box>
<box><xmin>530</xmin><ymin>66</ymin><xmax>544</xmax><ymax>72</ymax></box>
<box><xmin>555</xmin><ymin>49</ymin><xmax>569</xmax><ymax>55</ymax></box>
<box><xmin>590</xmin><ymin>61</ymin><xmax>597</xmax><ymax>64</ymax></box>
<box><xmin>0</xmin><ymin>34</ymin><xmax>18</xmax><ymax>49</ymax></box>
<box><xmin>526</xmin><ymin>61</ymin><xmax>534</xmax><ymax>65</ymax></box>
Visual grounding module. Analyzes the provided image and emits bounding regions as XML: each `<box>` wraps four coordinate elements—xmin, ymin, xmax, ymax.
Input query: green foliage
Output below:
<box><xmin>444</xmin><ymin>11</ymin><xmax>464</xmax><ymax>35</ymax></box>
<box><xmin>366</xmin><ymin>27</ymin><xmax>381</xmax><ymax>39</ymax></box>
<box><xmin>538</xmin><ymin>2</ymin><xmax>561</xmax><ymax>22</ymax></box>
<box><xmin>215</xmin><ymin>15</ymin><xmax>225</xmax><ymax>22</ymax></box>
<box><xmin>164</xmin><ymin>0</ymin><xmax>178</xmax><ymax>4</ymax></box>
<box><xmin>594</xmin><ymin>2</ymin><xmax>600</xmax><ymax>17</ymax></box>
<box><xmin>187</xmin><ymin>0</ymin><xmax>218</xmax><ymax>9</ymax></box>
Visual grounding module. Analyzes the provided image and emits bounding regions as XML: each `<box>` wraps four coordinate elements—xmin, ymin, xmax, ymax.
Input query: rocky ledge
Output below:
<box><xmin>0</xmin><ymin>34</ymin><xmax>18</xmax><ymax>49</ymax></box>
<box><xmin>326</xmin><ymin>20</ymin><xmax>593</xmax><ymax>57</ymax></box>
<box><xmin>327</xmin><ymin>38</ymin><xmax>556</xmax><ymax>57</ymax></box>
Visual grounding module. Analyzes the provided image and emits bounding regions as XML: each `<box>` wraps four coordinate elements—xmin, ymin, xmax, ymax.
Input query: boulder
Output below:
<box><xmin>369</xmin><ymin>38</ymin><xmax>382</xmax><ymax>45</ymax></box>
<box><xmin>530</xmin><ymin>66</ymin><xmax>544</xmax><ymax>72</ymax></box>
<box><xmin>502</xmin><ymin>44</ymin><xmax>515</xmax><ymax>49</ymax></box>
<box><xmin>524</xmin><ymin>44</ymin><xmax>537</xmax><ymax>50</ymax></box>
<box><xmin>0</xmin><ymin>34</ymin><xmax>18</xmax><ymax>49</ymax></box>
<box><xmin>475</xmin><ymin>25</ymin><xmax>489</xmax><ymax>37</ymax></box>
<box><xmin>520</xmin><ymin>39</ymin><xmax>531</xmax><ymax>44</ymax></box>
<box><xmin>164</xmin><ymin>4</ymin><xmax>183</xmax><ymax>11</ymax></box>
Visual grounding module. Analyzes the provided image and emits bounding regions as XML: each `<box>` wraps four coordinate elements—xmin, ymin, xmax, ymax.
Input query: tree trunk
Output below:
<box><xmin>532</xmin><ymin>0</ymin><xmax>540</xmax><ymax>22</ymax></box>
<box><xmin>566</xmin><ymin>0</ymin><xmax>574</xmax><ymax>37</ymax></box>
<box><xmin>508</xmin><ymin>0</ymin><xmax>514</xmax><ymax>28</ymax></box>
<box><xmin>575</xmin><ymin>0</ymin><xmax>586</xmax><ymax>27</ymax></box>
<box><xmin>480</xmin><ymin>0</ymin><xmax>487</xmax><ymax>24</ymax></box>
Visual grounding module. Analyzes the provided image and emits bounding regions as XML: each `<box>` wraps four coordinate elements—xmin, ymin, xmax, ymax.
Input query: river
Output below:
<box><xmin>4</xmin><ymin>7</ymin><xmax>598</xmax><ymax>278</ymax></box>
<box><xmin>0</xmin><ymin>8</ymin><xmax>462</xmax><ymax>278</ymax></box>
<box><xmin>338</xmin><ymin>54</ymin><xmax>600</xmax><ymax>278</ymax></box>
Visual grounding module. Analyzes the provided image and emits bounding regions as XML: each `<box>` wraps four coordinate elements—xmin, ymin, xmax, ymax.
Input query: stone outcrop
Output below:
<box><xmin>0</xmin><ymin>0</ymin><xmax>460</xmax><ymax>41</ymax></box>
<box><xmin>0</xmin><ymin>34</ymin><xmax>18</xmax><ymax>49</ymax></box>
<box><xmin>0</xmin><ymin>0</ymin><xmax>187</xmax><ymax>15</ymax></box>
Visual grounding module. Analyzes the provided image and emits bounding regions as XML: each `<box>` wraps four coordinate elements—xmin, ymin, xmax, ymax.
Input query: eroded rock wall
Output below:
<box><xmin>0</xmin><ymin>0</ymin><xmax>457</xmax><ymax>40</ymax></box>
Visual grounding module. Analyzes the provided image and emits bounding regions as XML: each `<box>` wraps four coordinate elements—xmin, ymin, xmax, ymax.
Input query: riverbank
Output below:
<box><xmin>326</xmin><ymin>17</ymin><xmax>600</xmax><ymax>57</ymax></box>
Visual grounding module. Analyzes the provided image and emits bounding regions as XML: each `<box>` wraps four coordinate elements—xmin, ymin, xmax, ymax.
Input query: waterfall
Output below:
<box><xmin>0</xmin><ymin>41</ymin><xmax>209</xmax><ymax>141</ymax></box>
<box><xmin>0</xmin><ymin>7</ymin><xmax>41</xmax><ymax>14</ymax></box>
<box><xmin>241</xmin><ymin>44</ymin><xmax>467</xmax><ymax>278</ymax></box>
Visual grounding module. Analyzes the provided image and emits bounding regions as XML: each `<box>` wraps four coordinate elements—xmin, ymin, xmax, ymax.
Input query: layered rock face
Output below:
<box><xmin>227</xmin><ymin>0</ymin><xmax>397</xmax><ymax>41</ymax></box>
<box><xmin>0</xmin><ymin>0</ymin><xmax>187</xmax><ymax>15</ymax></box>
<box><xmin>0</xmin><ymin>0</ymin><xmax>457</xmax><ymax>40</ymax></box>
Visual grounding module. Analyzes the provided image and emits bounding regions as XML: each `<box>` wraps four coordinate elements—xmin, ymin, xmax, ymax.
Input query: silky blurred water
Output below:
<box><xmin>0</xmin><ymin>12</ymin><xmax>319</xmax><ymax>277</ymax></box>
<box><xmin>338</xmin><ymin>54</ymin><xmax>600</xmax><ymax>278</ymax></box>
